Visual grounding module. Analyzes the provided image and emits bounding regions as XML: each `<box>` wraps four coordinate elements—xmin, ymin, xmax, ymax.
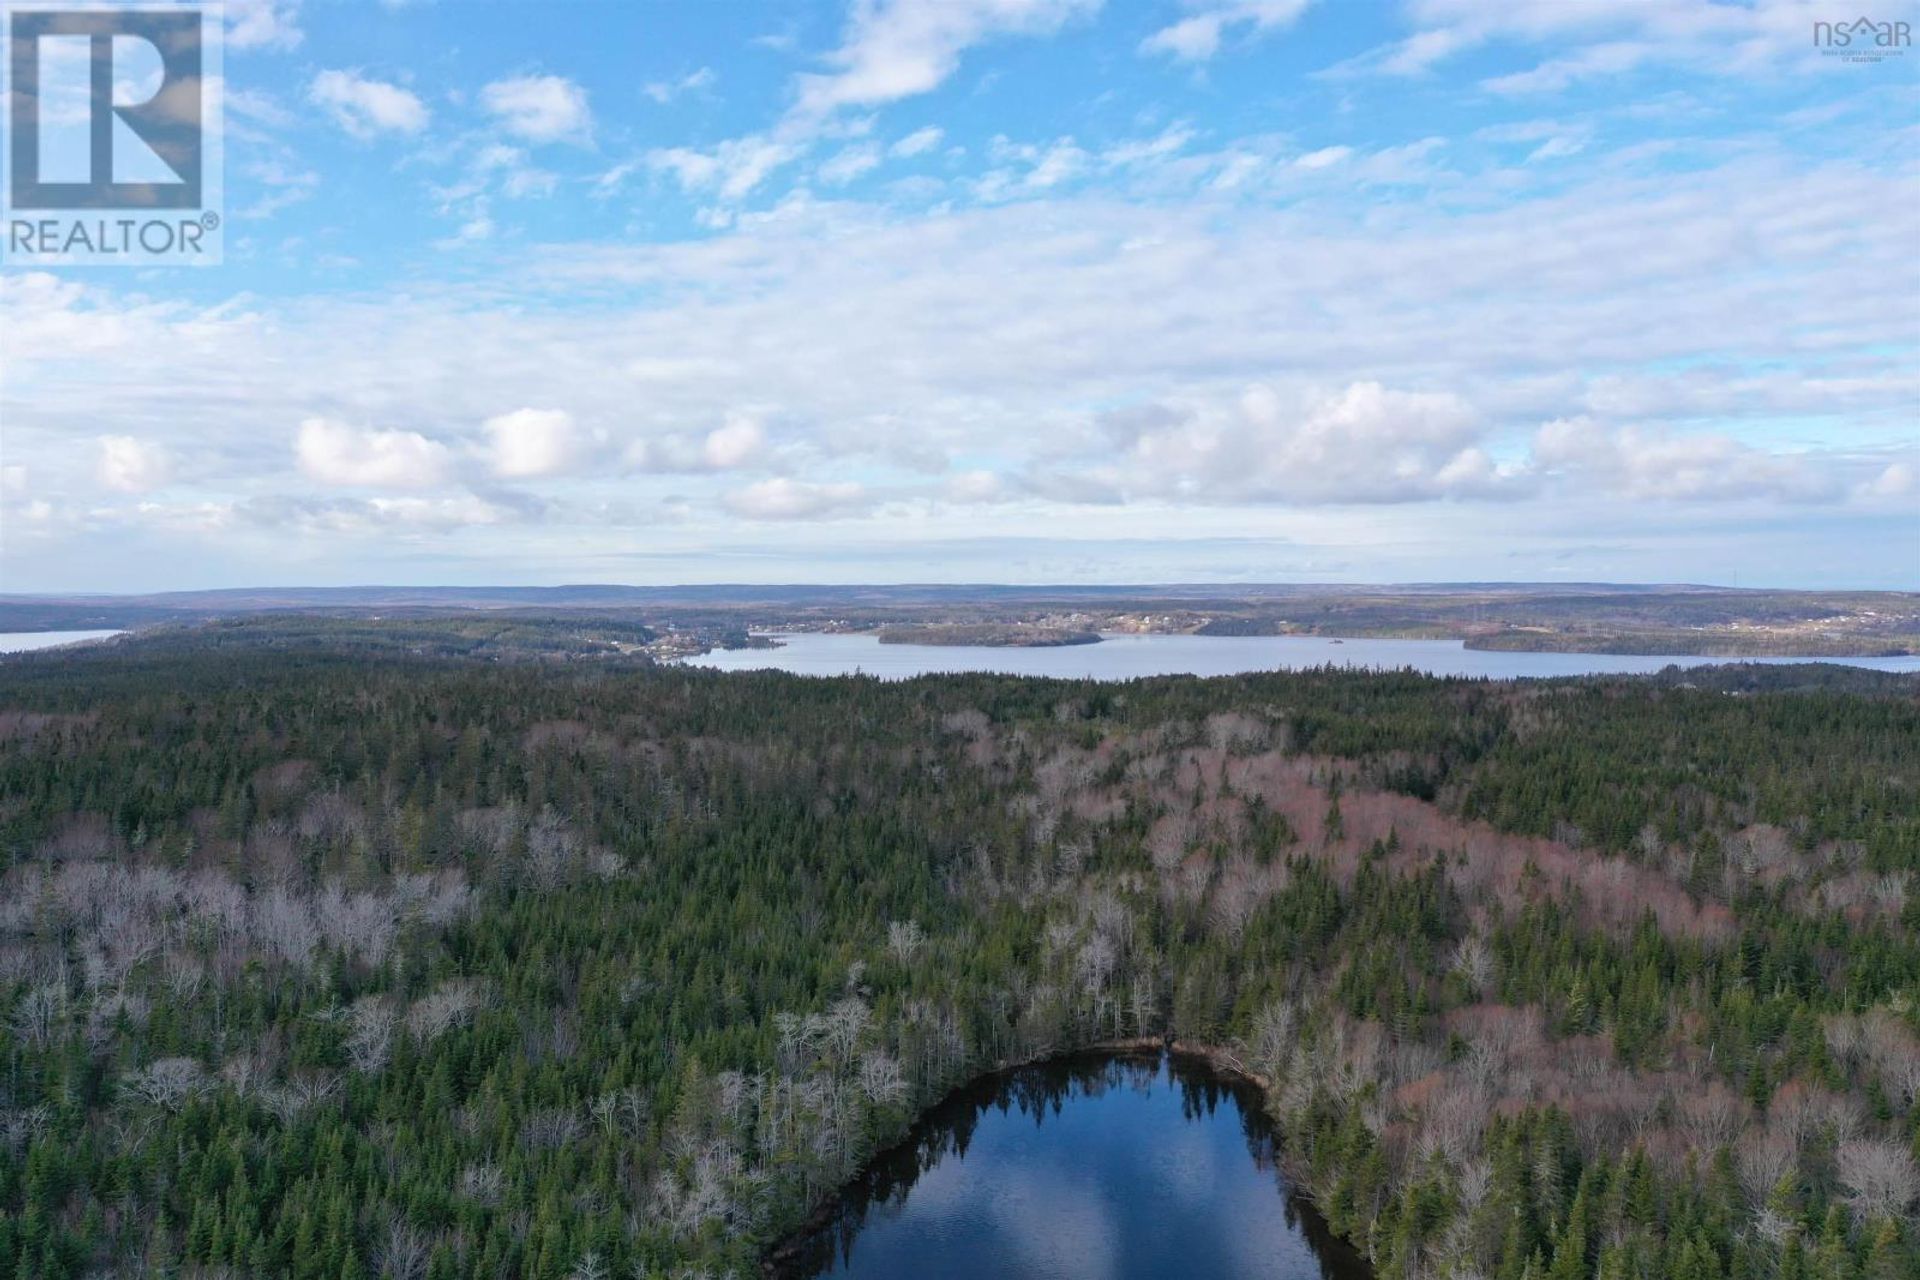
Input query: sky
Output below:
<box><xmin>1</xmin><ymin>0</ymin><xmax>1916</xmax><ymax>593</ymax></box>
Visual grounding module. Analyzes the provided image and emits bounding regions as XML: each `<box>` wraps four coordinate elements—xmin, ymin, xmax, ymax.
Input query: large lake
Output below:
<box><xmin>772</xmin><ymin>1052</ymin><xmax>1368</xmax><ymax>1280</ymax></box>
<box><xmin>688</xmin><ymin>631</ymin><xmax>1920</xmax><ymax>681</ymax></box>
<box><xmin>0</xmin><ymin>630</ymin><xmax>122</xmax><ymax>655</ymax></box>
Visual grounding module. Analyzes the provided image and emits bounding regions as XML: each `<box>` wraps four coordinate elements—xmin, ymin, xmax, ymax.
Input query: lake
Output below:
<box><xmin>0</xmin><ymin>630</ymin><xmax>123</xmax><ymax>655</ymax></box>
<box><xmin>772</xmin><ymin>1051</ymin><xmax>1368</xmax><ymax>1280</ymax></box>
<box><xmin>687</xmin><ymin>631</ymin><xmax>1920</xmax><ymax>681</ymax></box>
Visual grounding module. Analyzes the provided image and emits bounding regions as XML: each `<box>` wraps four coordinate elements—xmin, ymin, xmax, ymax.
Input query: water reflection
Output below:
<box><xmin>690</xmin><ymin>631</ymin><xmax>1920</xmax><ymax>682</ymax></box>
<box><xmin>771</xmin><ymin>1052</ymin><xmax>1371</xmax><ymax>1280</ymax></box>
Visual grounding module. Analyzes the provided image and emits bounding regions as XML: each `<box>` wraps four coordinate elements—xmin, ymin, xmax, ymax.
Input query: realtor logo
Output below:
<box><xmin>1813</xmin><ymin>15</ymin><xmax>1911</xmax><ymax>61</ymax></box>
<box><xmin>3</xmin><ymin>2</ymin><xmax>223</xmax><ymax>264</ymax></box>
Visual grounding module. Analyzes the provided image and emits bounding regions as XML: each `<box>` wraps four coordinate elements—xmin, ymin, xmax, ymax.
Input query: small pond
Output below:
<box><xmin>771</xmin><ymin>1051</ymin><xmax>1371</xmax><ymax>1280</ymax></box>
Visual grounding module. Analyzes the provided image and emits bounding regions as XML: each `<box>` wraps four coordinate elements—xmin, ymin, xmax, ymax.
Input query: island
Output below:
<box><xmin>874</xmin><ymin>623</ymin><xmax>1102</xmax><ymax>647</ymax></box>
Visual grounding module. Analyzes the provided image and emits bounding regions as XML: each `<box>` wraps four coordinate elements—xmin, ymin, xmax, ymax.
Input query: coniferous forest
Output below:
<box><xmin>0</xmin><ymin>624</ymin><xmax>1916</xmax><ymax>1280</ymax></box>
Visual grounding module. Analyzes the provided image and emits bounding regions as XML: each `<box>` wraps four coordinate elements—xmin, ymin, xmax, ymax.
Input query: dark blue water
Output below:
<box><xmin>772</xmin><ymin>1052</ymin><xmax>1370</xmax><ymax>1280</ymax></box>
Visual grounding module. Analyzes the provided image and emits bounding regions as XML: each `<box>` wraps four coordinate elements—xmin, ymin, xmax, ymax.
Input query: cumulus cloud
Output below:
<box><xmin>482</xmin><ymin>75</ymin><xmax>592</xmax><ymax>143</ymax></box>
<box><xmin>3</xmin><ymin>152</ymin><xmax>1911</xmax><ymax>584</ymax></box>
<box><xmin>95</xmin><ymin>436</ymin><xmax>171</xmax><ymax>493</ymax></box>
<box><xmin>296</xmin><ymin>418</ymin><xmax>450</xmax><ymax>489</ymax></box>
<box><xmin>619</xmin><ymin>416</ymin><xmax>769</xmax><ymax>474</ymax></box>
<box><xmin>309</xmin><ymin>71</ymin><xmax>429</xmax><ymax>138</ymax></box>
<box><xmin>723</xmin><ymin>478</ymin><xmax>868</xmax><ymax>520</ymax></box>
<box><xmin>1531</xmin><ymin>418</ymin><xmax>1841</xmax><ymax>503</ymax></box>
<box><xmin>227</xmin><ymin>0</ymin><xmax>303</xmax><ymax>51</ymax></box>
<box><xmin>1141</xmin><ymin>0</ymin><xmax>1314</xmax><ymax>62</ymax></box>
<box><xmin>483</xmin><ymin>408</ymin><xmax>584</xmax><ymax>479</ymax></box>
<box><xmin>702</xmin><ymin>415</ymin><xmax>767</xmax><ymax>469</ymax></box>
<box><xmin>1862</xmin><ymin>461</ymin><xmax>1916</xmax><ymax>501</ymax></box>
<box><xmin>1042</xmin><ymin>381</ymin><xmax>1513</xmax><ymax>506</ymax></box>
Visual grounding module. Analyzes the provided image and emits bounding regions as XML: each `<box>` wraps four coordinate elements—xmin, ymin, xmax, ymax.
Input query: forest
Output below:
<box><xmin>0</xmin><ymin>619</ymin><xmax>1915</xmax><ymax>1279</ymax></box>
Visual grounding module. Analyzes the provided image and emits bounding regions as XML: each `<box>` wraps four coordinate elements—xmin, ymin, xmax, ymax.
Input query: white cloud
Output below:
<box><xmin>1045</xmin><ymin>381</ymin><xmax>1508</xmax><ymax>505</ymax></box>
<box><xmin>1476</xmin><ymin>118</ymin><xmax>1592</xmax><ymax>164</ymax></box>
<box><xmin>482</xmin><ymin>75</ymin><xmax>592</xmax><ymax>143</ymax></box>
<box><xmin>1026</xmin><ymin>140</ymin><xmax>1088</xmax><ymax>188</ymax></box>
<box><xmin>1348</xmin><ymin>0</ymin><xmax>1844</xmax><ymax>91</ymax></box>
<box><xmin>978</xmin><ymin>137</ymin><xmax>1090</xmax><ymax>196</ymax></box>
<box><xmin>702</xmin><ymin>415</ymin><xmax>767</xmax><ymax>469</ymax></box>
<box><xmin>237</xmin><ymin>157</ymin><xmax>320</xmax><ymax>221</ymax></box>
<box><xmin>945</xmin><ymin>469</ymin><xmax>1009</xmax><ymax>503</ymax></box>
<box><xmin>1102</xmin><ymin>125</ymin><xmax>1195</xmax><ymax>168</ymax></box>
<box><xmin>95</xmin><ymin>436</ymin><xmax>171</xmax><ymax>493</ymax></box>
<box><xmin>1526</xmin><ymin>135</ymin><xmax>1586</xmax><ymax>162</ymax></box>
<box><xmin>434</xmin><ymin>215</ymin><xmax>495</xmax><ymax>251</ymax></box>
<box><xmin>724</xmin><ymin>478</ymin><xmax>869</xmax><ymax>520</ymax></box>
<box><xmin>1293</xmin><ymin>145</ymin><xmax>1351</xmax><ymax>169</ymax></box>
<box><xmin>1141</xmin><ymin>0</ymin><xmax>1313</xmax><ymax>62</ymax></box>
<box><xmin>795</xmin><ymin>0</ymin><xmax>1100</xmax><ymax>117</ymax></box>
<box><xmin>619</xmin><ymin>416</ymin><xmax>769</xmax><ymax>474</ymax></box>
<box><xmin>3</xmin><ymin>153</ymin><xmax>1911</xmax><ymax>585</ymax></box>
<box><xmin>1531</xmin><ymin>418</ymin><xmax>1840</xmax><ymax>502</ymax></box>
<box><xmin>484</xmin><ymin>408</ymin><xmax>583</xmax><ymax>479</ymax></box>
<box><xmin>309</xmin><ymin>71</ymin><xmax>429</xmax><ymax>138</ymax></box>
<box><xmin>238</xmin><ymin>493</ymin><xmax>521</xmax><ymax>535</ymax></box>
<box><xmin>891</xmin><ymin>126</ymin><xmax>945</xmax><ymax>157</ymax></box>
<box><xmin>643</xmin><ymin>67</ymin><xmax>716</xmax><ymax>104</ymax></box>
<box><xmin>225</xmin><ymin>86</ymin><xmax>296</xmax><ymax>130</ymax></box>
<box><xmin>819</xmin><ymin>143</ymin><xmax>884</xmax><ymax>185</ymax></box>
<box><xmin>650</xmin><ymin>135</ymin><xmax>802</xmax><ymax>200</ymax></box>
<box><xmin>642</xmin><ymin>0</ymin><xmax>1090</xmax><ymax>214</ymax></box>
<box><xmin>1863</xmin><ymin>461</ymin><xmax>1916</xmax><ymax>501</ymax></box>
<box><xmin>296</xmin><ymin>418</ymin><xmax>450</xmax><ymax>489</ymax></box>
<box><xmin>227</xmin><ymin>0</ymin><xmax>303</xmax><ymax>51</ymax></box>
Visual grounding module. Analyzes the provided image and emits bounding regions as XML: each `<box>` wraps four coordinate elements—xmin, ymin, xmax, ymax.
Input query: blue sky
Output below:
<box><xmin>2</xmin><ymin>0</ymin><xmax>1917</xmax><ymax>592</ymax></box>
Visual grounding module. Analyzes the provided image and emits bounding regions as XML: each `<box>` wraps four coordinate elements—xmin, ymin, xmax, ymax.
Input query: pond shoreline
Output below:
<box><xmin>760</xmin><ymin>1035</ymin><xmax>1369</xmax><ymax>1278</ymax></box>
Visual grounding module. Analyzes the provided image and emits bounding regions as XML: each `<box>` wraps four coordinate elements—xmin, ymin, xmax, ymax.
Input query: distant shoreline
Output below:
<box><xmin>874</xmin><ymin>623</ymin><xmax>1101</xmax><ymax>648</ymax></box>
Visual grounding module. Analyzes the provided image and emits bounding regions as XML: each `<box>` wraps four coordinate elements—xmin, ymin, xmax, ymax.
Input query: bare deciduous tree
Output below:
<box><xmin>458</xmin><ymin>1161</ymin><xmax>504</xmax><ymax>1206</ymax></box>
<box><xmin>1861</xmin><ymin>1011</ymin><xmax>1920</xmax><ymax>1109</ymax></box>
<box><xmin>1835</xmin><ymin>1138</ymin><xmax>1920</xmax><ymax>1223</ymax></box>
<box><xmin>1735</xmin><ymin>1129</ymin><xmax>1797</xmax><ymax>1207</ymax></box>
<box><xmin>406</xmin><ymin>979</ymin><xmax>484</xmax><ymax>1041</ymax></box>
<box><xmin>261</xmin><ymin>1071</ymin><xmax>339</xmax><ymax>1124</ymax></box>
<box><xmin>1679</xmin><ymin>1084</ymin><xmax>1748</xmax><ymax>1153</ymax></box>
<box><xmin>121</xmin><ymin>1057</ymin><xmax>210</xmax><ymax>1113</ymax></box>
<box><xmin>857</xmin><ymin>1050</ymin><xmax>908</xmax><ymax>1107</ymax></box>
<box><xmin>375</xmin><ymin>1221</ymin><xmax>431</xmax><ymax>1280</ymax></box>
<box><xmin>1450</xmin><ymin>935</ymin><xmax>1493</xmax><ymax>998</ymax></box>
<box><xmin>885</xmin><ymin>919</ymin><xmax>925</xmax><ymax>964</ymax></box>
<box><xmin>345</xmin><ymin>996</ymin><xmax>397</xmax><ymax>1074</ymax></box>
<box><xmin>9</xmin><ymin>983</ymin><xmax>65</xmax><ymax>1049</ymax></box>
